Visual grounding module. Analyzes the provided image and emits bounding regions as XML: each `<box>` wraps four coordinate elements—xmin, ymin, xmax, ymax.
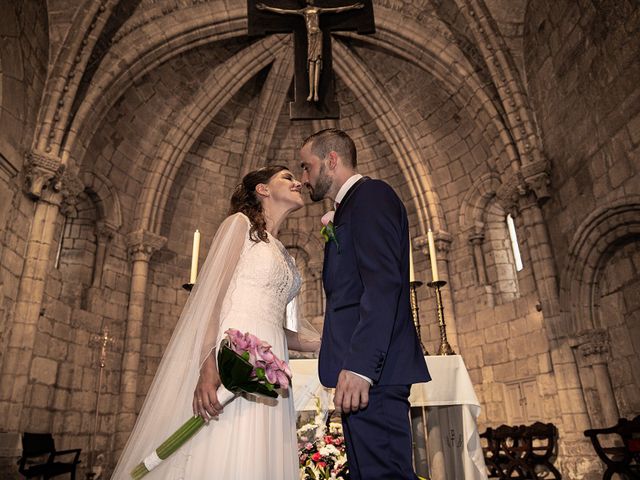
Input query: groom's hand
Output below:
<box><xmin>334</xmin><ymin>370</ymin><xmax>370</xmax><ymax>414</ymax></box>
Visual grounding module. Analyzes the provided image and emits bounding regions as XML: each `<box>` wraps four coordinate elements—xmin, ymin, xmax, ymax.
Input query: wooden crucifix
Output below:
<box><xmin>248</xmin><ymin>0</ymin><xmax>375</xmax><ymax>120</ymax></box>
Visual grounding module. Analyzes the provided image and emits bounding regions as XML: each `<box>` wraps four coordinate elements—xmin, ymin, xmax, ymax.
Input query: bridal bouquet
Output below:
<box><xmin>298</xmin><ymin>398</ymin><xmax>350</xmax><ymax>480</ymax></box>
<box><xmin>131</xmin><ymin>329</ymin><xmax>292</xmax><ymax>479</ymax></box>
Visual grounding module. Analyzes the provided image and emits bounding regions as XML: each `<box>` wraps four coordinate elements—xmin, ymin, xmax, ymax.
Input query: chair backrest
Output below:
<box><xmin>22</xmin><ymin>433</ymin><xmax>55</xmax><ymax>457</ymax></box>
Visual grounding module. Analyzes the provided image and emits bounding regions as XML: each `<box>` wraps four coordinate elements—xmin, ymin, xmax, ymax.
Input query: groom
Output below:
<box><xmin>300</xmin><ymin>128</ymin><xmax>430</xmax><ymax>480</ymax></box>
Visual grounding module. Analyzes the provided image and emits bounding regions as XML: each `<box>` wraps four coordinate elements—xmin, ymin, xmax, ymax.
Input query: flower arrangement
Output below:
<box><xmin>298</xmin><ymin>398</ymin><xmax>349</xmax><ymax>480</ymax></box>
<box><xmin>131</xmin><ymin>329</ymin><xmax>291</xmax><ymax>479</ymax></box>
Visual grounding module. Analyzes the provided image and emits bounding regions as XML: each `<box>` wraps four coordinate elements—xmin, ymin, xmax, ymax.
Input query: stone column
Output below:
<box><xmin>468</xmin><ymin>227</ymin><xmax>495</xmax><ymax>308</ymax></box>
<box><xmin>415</xmin><ymin>231</ymin><xmax>459</xmax><ymax>351</ymax></box>
<box><xmin>518</xmin><ymin>194</ymin><xmax>560</xmax><ymax>315</ymax></box>
<box><xmin>0</xmin><ymin>152</ymin><xmax>83</xmax><ymax>432</ymax></box>
<box><xmin>92</xmin><ymin>221</ymin><xmax>117</xmax><ymax>288</ymax></box>
<box><xmin>307</xmin><ymin>262</ymin><xmax>324</xmax><ymax>319</ymax></box>
<box><xmin>468</xmin><ymin>229</ymin><xmax>488</xmax><ymax>285</ymax></box>
<box><xmin>114</xmin><ymin>229</ymin><xmax>166</xmax><ymax>454</ymax></box>
<box><xmin>576</xmin><ymin>330</ymin><xmax>619</xmax><ymax>427</ymax></box>
<box><xmin>82</xmin><ymin>221</ymin><xmax>118</xmax><ymax>311</ymax></box>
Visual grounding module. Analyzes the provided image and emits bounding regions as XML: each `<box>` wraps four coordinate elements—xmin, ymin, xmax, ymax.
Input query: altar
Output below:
<box><xmin>290</xmin><ymin>355</ymin><xmax>488</xmax><ymax>480</ymax></box>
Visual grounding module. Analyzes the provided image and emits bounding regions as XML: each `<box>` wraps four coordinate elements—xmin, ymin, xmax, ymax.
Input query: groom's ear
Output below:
<box><xmin>327</xmin><ymin>151</ymin><xmax>339</xmax><ymax>171</ymax></box>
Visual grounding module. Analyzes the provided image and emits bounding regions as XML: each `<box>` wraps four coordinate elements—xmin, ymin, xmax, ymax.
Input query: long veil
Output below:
<box><xmin>111</xmin><ymin>213</ymin><xmax>249</xmax><ymax>479</ymax></box>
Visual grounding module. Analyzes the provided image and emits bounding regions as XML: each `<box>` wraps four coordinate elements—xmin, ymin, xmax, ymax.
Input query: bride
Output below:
<box><xmin>112</xmin><ymin>165</ymin><xmax>320</xmax><ymax>479</ymax></box>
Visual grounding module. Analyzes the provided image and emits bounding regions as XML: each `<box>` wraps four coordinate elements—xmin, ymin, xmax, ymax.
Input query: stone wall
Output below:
<box><xmin>524</xmin><ymin>0</ymin><xmax>640</xmax><ymax>274</ymax></box>
<box><xmin>0</xmin><ymin>0</ymin><xmax>639</xmax><ymax>478</ymax></box>
<box><xmin>523</xmin><ymin>1</ymin><xmax>640</xmax><ymax>476</ymax></box>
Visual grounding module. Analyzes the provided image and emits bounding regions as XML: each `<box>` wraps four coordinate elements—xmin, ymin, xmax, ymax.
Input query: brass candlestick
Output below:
<box><xmin>87</xmin><ymin>327</ymin><xmax>115</xmax><ymax>479</ymax></box>
<box><xmin>427</xmin><ymin>280</ymin><xmax>455</xmax><ymax>355</ymax></box>
<box><xmin>410</xmin><ymin>280</ymin><xmax>429</xmax><ymax>355</ymax></box>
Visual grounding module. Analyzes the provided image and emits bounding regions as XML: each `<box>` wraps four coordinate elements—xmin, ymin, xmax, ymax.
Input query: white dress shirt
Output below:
<box><xmin>334</xmin><ymin>173</ymin><xmax>363</xmax><ymax>209</ymax></box>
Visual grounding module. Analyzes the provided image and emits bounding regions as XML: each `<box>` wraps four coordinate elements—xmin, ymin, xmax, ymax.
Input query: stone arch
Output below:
<box><xmin>33</xmin><ymin>0</ymin><xmax>125</xmax><ymax>155</ymax></box>
<box><xmin>277</xmin><ymin>228</ymin><xmax>325</xmax><ymax>326</ymax></box>
<box><xmin>333</xmin><ymin>39</ymin><xmax>443</xmax><ymax>236</ymax></box>
<box><xmin>561</xmin><ymin>196</ymin><xmax>640</xmax><ymax>335</ymax></box>
<box><xmin>277</xmin><ymin>229</ymin><xmax>324</xmax><ymax>263</ymax></box>
<box><xmin>0</xmin><ymin>0</ymin><xmax>49</xmax><ymax>167</ymax></box>
<box><xmin>340</xmin><ymin>9</ymin><xmax>522</xmax><ymax>177</ymax></box>
<box><xmin>80</xmin><ymin>171</ymin><xmax>123</xmax><ymax>233</ymax></box>
<box><xmin>64</xmin><ymin>2</ymin><xmax>519</xmax><ymax>185</ymax></box>
<box><xmin>455</xmin><ymin>0</ymin><xmax>546</xmax><ymax>171</ymax></box>
<box><xmin>63</xmin><ymin>3</ymin><xmax>247</xmax><ymax>165</ymax></box>
<box><xmin>133</xmin><ymin>30</ymin><xmax>448</xmax><ymax>242</ymax></box>
<box><xmin>459</xmin><ymin>173</ymin><xmax>521</xmax><ymax>302</ymax></box>
<box><xmin>57</xmin><ymin>191</ymin><xmax>99</xmax><ymax>297</ymax></box>
<box><xmin>133</xmin><ymin>35</ymin><xmax>288</xmax><ymax>234</ymax></box>
<box><xmin>459</xmin><ymin>173</ymin><xmax>502</xmax><ymax>234</ymax></box>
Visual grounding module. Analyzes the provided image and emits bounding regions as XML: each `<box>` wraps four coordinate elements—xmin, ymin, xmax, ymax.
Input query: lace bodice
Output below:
<box><xmin>218</xmin><ymin>219</ymin><xmax>302</xmax><ymax>331</ymax></box>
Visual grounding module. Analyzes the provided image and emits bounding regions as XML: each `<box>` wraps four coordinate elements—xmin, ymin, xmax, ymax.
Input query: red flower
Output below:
<box><xmin>324</xmin><ymin>435</ymin><xmax>333</xmax><ymax>444</ymax></box>
<box><xmin>318</xmin><ymin>461</ymin><xmax>327</xmax><ymax>468</ymax></box>
<box><xmin>311</xmin><ymin>452</ymin><xmax>322</xmax><ymax>462</ymax></box>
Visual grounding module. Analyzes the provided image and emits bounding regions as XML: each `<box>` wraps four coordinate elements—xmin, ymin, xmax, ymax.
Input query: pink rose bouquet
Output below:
<box><xmin>131</xmin><ymin>329</ymin><xmax>291</xmax><ymax>479</ymax></box>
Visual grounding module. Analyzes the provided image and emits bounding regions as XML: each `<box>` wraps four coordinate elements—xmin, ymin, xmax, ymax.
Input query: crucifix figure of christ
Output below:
<box><xmin>257</xmin><ymin>0</ymin><xmax>364</xmax><ymax>103</ymax></box>
<box><xmin>248</xmin><ymin>0</ymin><xmax>375</xmax><ymax>119</ymax></box>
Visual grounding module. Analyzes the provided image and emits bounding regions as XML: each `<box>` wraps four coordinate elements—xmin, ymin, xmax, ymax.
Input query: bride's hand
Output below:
<box><xmin>193</xmin><ymin>354</ymin><xmax>224</xmax><ymax>421</ymax></box>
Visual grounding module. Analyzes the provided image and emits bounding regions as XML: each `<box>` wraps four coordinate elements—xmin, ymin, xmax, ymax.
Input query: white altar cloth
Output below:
<box><xmin>289</xmin><ymin>355</ymin><xmax>487</xmax><ymax>480</ymax></box>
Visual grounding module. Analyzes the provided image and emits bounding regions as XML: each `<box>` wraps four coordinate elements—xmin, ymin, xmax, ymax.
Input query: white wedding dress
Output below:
<box><xmin>111</xmin><ymin>213</ymin><xmax>301</xmax><ymax>479</ymax></box>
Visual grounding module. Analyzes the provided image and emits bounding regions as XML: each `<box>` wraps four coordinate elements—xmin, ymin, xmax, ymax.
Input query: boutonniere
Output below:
<box><xmin>320</xmin><ymin>211</ymin><xmax>340</xmax><ymax>252</ymax></box>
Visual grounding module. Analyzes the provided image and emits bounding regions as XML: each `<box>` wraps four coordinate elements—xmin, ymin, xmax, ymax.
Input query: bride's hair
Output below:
<box><xmin>230</xmin><ymin>165</ymin><xmax>289</xmax><ymax>242</ymax></box>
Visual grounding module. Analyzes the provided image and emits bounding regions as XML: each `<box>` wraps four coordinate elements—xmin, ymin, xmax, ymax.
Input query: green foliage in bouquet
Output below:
<box><xmin>217</xmin><ymin>339</ymin><xmax>278</xmax><ymax>397</ymax></box>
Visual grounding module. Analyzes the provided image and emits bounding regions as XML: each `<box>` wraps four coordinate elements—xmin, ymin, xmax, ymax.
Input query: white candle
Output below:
<box><xmin>409</xmin><ymin>239</ymin><xmax>415</xmax><ymax>283</ymax></box>
<box><xmin>427</xmin><ymin>229</ymin><xmax>439</xmax><ymax>282</ymax></box>
<box><xmin>190</xmin><ymin>230</ymin><xmax>200</xmax><ymax>284</ymax></box>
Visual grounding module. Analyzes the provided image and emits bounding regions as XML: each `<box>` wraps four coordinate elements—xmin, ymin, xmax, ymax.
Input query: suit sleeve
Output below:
<box><xmin>342</xmin><ymin>181</ymin><xmax>406</xmax><ymax>383</ymax></box>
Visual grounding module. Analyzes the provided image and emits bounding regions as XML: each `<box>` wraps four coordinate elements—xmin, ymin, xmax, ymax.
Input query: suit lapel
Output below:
<box><xmin>333</xmin><ymin>176</ymin><xmax>369</xmax><ymax>225</ymax></box>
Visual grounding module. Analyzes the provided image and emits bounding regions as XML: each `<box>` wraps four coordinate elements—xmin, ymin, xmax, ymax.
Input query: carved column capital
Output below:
<box><xmin>574</xmin><ymin>329</ymin><xmax>610</xmax><ymax>366</ymax></box>
<box><xmin>522</xmin><ymin>159</ymin><xmax>551</xmax><ymax>204</ymax></box>
<box><xmin>96</xmin><ymin>220</ymin><xmax>119</xmax><ymax>241</ymax></box>
<box><xmin>496</xmin><ymin>173</ymin><xmax>526</xmax><ymax>216</ymax></box>
<box><xmin>126</xmin><ymin>230</ymin><xmax>167</xmax><ymax>262</ymax></box>
<box><xmin>414</xmin><ymin>230</ymin><xmax>453</xmax><ymax>259</ymax></box>
<box><xmin>23</xmin><ymin>151</ymin><xmax>61</xmax><ymax>199</ymax></box>
<box><xmin>467</xmin><ymin>223</ymin><xmax>485</xmax><ymax>246</ymax></box>
<box><xmin>23</xmin><ymin>152</ymin><xmax>85</xmax><ymax>214</ymax></box>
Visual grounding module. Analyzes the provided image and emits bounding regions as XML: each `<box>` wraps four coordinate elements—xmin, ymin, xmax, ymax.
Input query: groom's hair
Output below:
<box><xmin>302</xmin><ymin>128</ymin><xmax>357</xmax><ymax>168</ymax></box>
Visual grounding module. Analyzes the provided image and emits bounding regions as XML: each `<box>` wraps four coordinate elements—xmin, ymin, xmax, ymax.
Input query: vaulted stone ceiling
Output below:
<box><xmin>32</xmin><ymin>0</ymin><xmax>546</xmax><ymax>252</ymax></box>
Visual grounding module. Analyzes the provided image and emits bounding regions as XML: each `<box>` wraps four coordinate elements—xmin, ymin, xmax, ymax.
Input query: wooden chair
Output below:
<box><xmin>481</xmin><ymin>422</ymin><xmax>561</xmax><ymax>479</ymax></box>
<box><xmin>17</xmin><ymin>432</ymin><xmax>81</xmax><ymax>479</ymax></box>
<box><xmin>584</xmin><ymin>416</ymin><xmax>640</xmax><ymax>480</ymax></box>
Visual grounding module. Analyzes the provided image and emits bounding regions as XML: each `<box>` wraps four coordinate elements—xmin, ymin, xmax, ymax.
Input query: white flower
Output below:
<box><xmin>297</xmin><ymin>423</ymin><xmax>317</xmax><ymax>435</ymax></box>
<box><xmin>319</xmin><ymin>444</ymin><xmax>340</xmax><ymax>457</ymax></box>
<box><xmin>321</xmin><ymin>210</ymin><xmax>335</xmax><ymax>226</ymax></box>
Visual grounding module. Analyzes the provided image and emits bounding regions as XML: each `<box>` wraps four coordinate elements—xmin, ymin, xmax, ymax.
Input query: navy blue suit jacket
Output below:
<box><xmin>318</xmin><ymin>177</ymin><xmax>431</xmax><ymax>388</ymax></box>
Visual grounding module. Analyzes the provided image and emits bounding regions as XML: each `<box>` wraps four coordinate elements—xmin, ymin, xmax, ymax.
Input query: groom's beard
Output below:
<box><xmin>309</xmin><ymin>163</ymin><xmax>331</xmax><ymax>202</ymax></box>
